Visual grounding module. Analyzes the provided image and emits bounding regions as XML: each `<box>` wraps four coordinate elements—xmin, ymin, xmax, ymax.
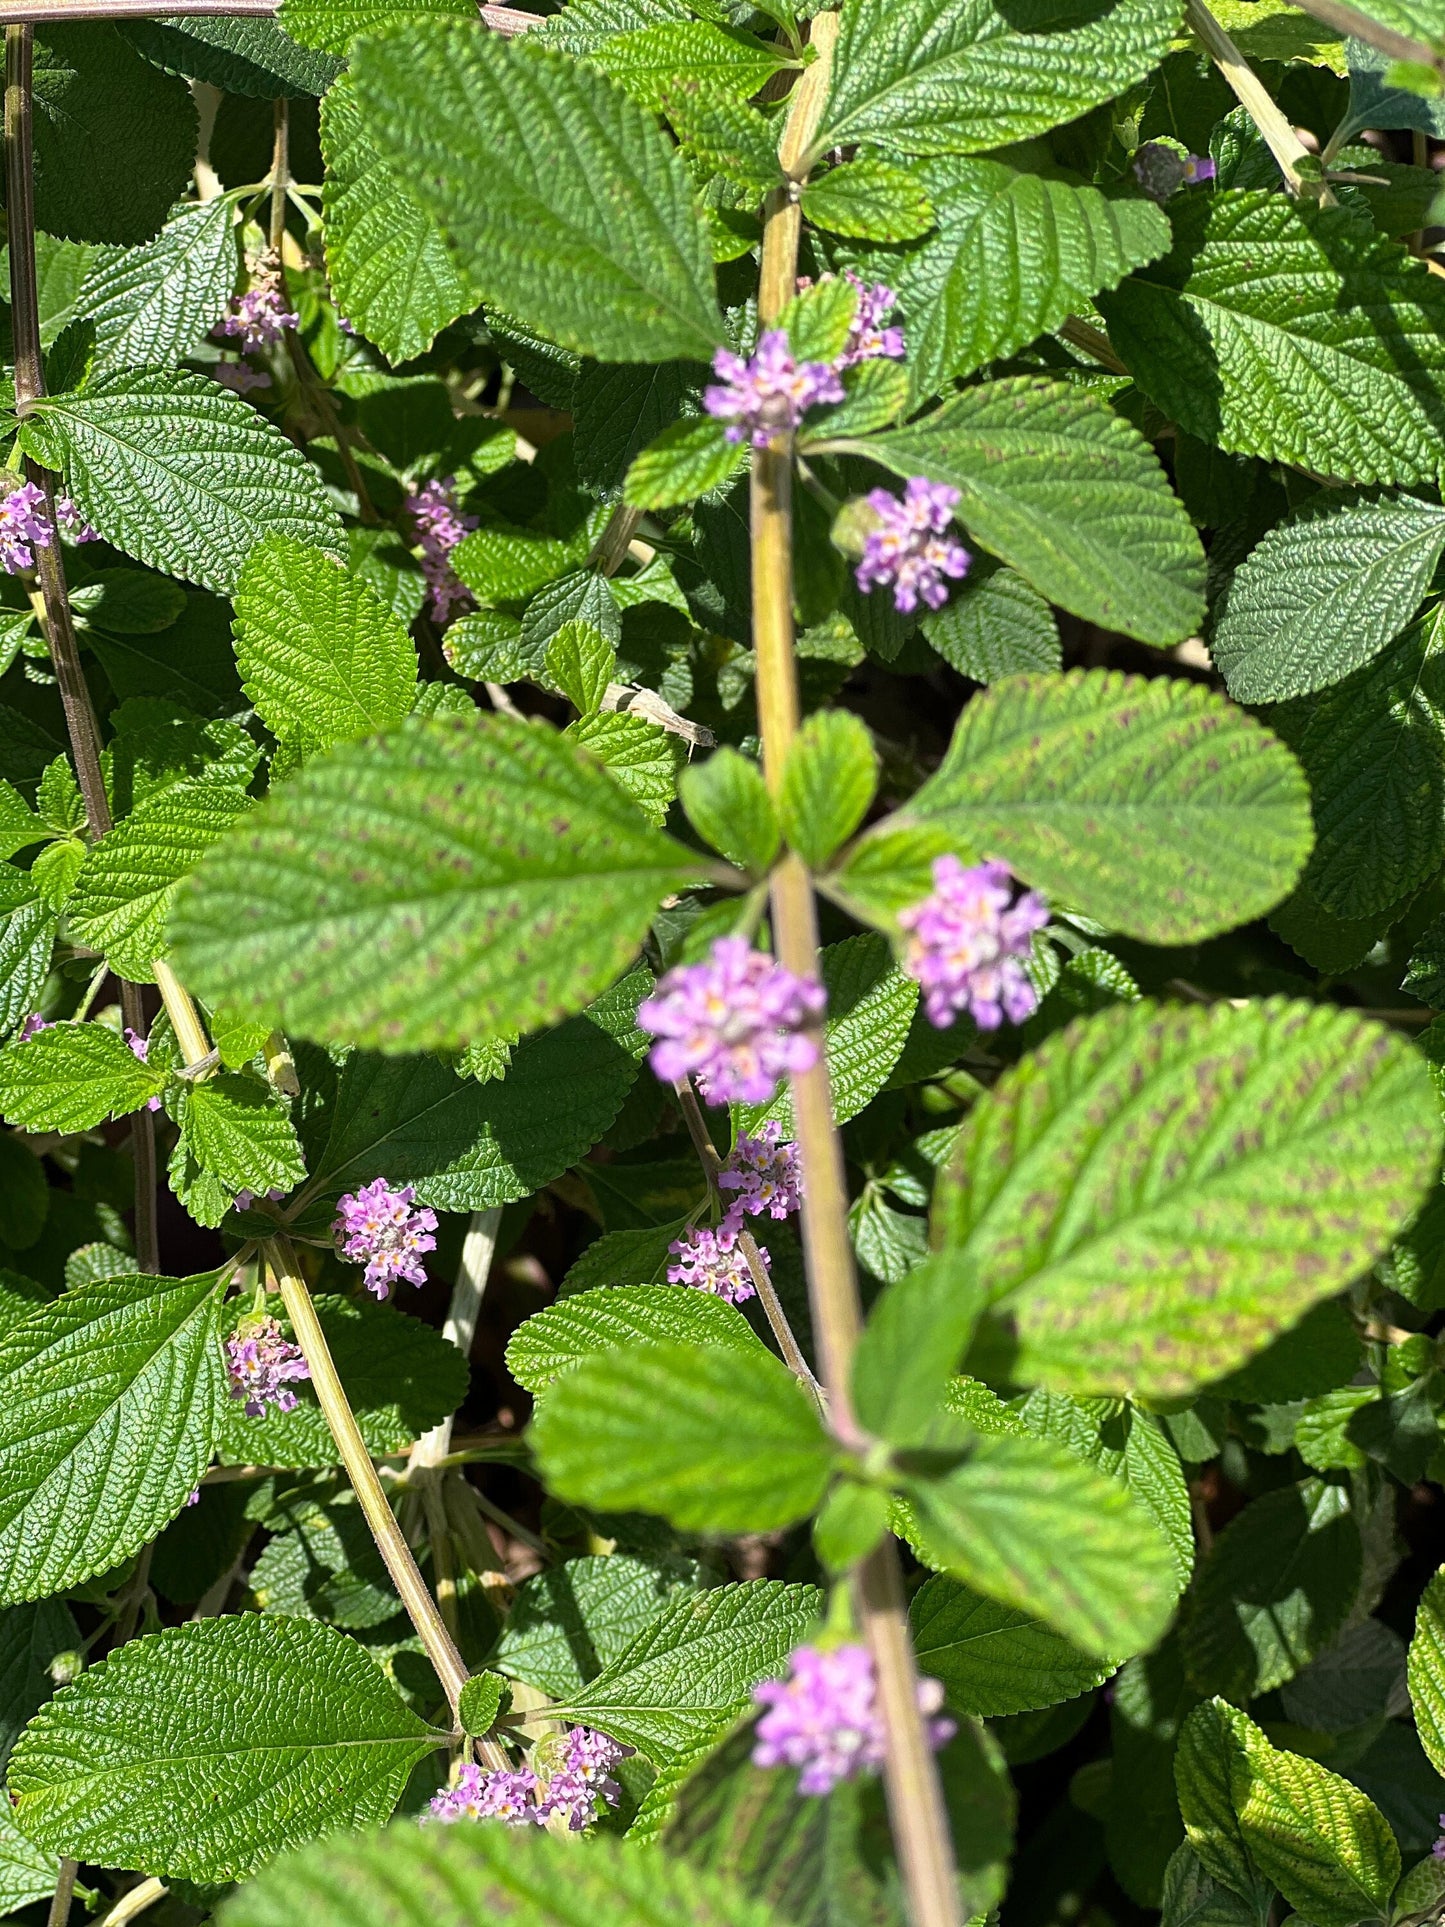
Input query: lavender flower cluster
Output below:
<box><xmin>403</xmin><ymin>478</ymin><xmax>478</xmax><ymax>626</ymax></box>
<box><xmin>854</xmin><ymin>478</ymin><xmax>971</xmax><ymax>615</ymax></box>
<box><xmin>664</xmin><ymin>1122</ymin><xmax>805</xmax><ymax>1304</ymax></box>
<box><xmin>0</xmin><ymin>482</ymin><xmax>98</xmax><ymax>575</ymax></box>
<box><xmin>217</xmin><ymin>280</ymin><xmax>299</xmax><ymax>356</ymax></box>
<box><xmin>332</xmin><ymin>1178</ymin><xmax>438</xmax><ymax>1298</ymax></box>
<box><xmin>899</xmin><ymin>856</ymin><xmax>1049</xmax><ymax>1030</ymax></box>
<box><xmin>429</xmin><ymin>1726</ymin><xmax>632</xmax><ymax>1831</ymax></box>
<box><xmin>637</xmin><ymin>936</ymin><xmax>824</xmax><ymax>1106</ymax></box>
<box><xmin>752</xmin><ymin>1643</ymin><xmax>954</xmax><ymax>1796</ymax></box>
<box><xmin>225</xmin><ymin>1315</ymin><xmax>310</xmax><ymax>1417</ymax></box>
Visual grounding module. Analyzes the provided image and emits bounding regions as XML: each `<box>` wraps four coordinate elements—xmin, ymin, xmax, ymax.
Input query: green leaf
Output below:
<box><xmin>921</xmin><ymin>559</ymin><xmax>1062</xmax><ymax>680</ymax></box>
<box><xmin>78</xmin><ymin>199</ymin><xmax>238</xmax><ymax>379</ymax></box>
<box><xmin>234</xmin><ymin>536</ymin><xmax>419</xmax><ymax>753</ymax></box>
<box><xmin>0</xmin><ymin>1021</ymin><xmax>166</xmax><ymax>1132</ymax></box>
<box><xmin>1182</xmin><ymin>1477</ymin><xmax>1361</xmax><ymax>1700</ymax></box>
<box><xmin>68</xmin><ymin>780</ymin><xmax>251</xmax><ymax>984</ymax></box>
<box><xmin>1268</xmin><ymin>608</ymin><xmax>1445</xmax><ymax>917</ymax></box>
<box><xmin>0</xmin><ymin>1599</ymin><xmax>78</xmax><ymax>1772</ymax></box>
<box><xmin>496</xmin><ymin>1552</ymin><xmax>706</xmax><ymax>1699</ymax></box>
<box><xmin>0</xmin><ymin>867</ymin><xmax>57</xmax><ymax>1040</ymax></box>
<box><xmin>855</xmin><ymin>378</ymin><xmax>1205</xmax><ymax>644</ymax></box>
<box><xmin>351</xmin><ymin>28</ymin><xmax>725</xmax><ymax>363</ymax></box>
<box><xmin>170</xmin><ymin>714</ymin><xmax>702</xmax><ymax>1052</ymax></box>
<box><xmin>9</xmin><ymin>1615</ymin><xmax>440</xmax><ymax>1881</ymax></box>
<box><xmin>168</xmin><ymin>1074</ymin><xmax>306</xmax><ymax>1228</ymax></box>
<box><xmin>559</xmin><ymin>1578</ymin><xmax>821</xmax><ymax>1758</ymax></box>
<box><xmin>910</xmin><ymin>1572</ymin><xmax>1112</xmax><ymax>1717</ymax></box>
<box><xmin>779</xmin><ymin>710</ymin><xmax>878</xmax><ymax>870</ymax></box>
<box><xmin>899</xmin><ymin>671</ymin><xmax>1311</xmax><ymax>944</ymax></box>
<box><xmin>33</xmin><ymin>26</ymin><xmax>196</xmax><ymax>246</ymax></box>
<box><xmin>215</xmin><ymin>1293</ymin><xmax>468</xmax><ymax>1468</ymax></box>
<box><xmin>900</xmin><ymin>1430</ymin><xmax>1179</xmax><ymax>1660</ymax></box>
<box><xmin>801</xmin><ymin>157</ymin><xmax>934</xmax><ymax>241</ymax></box>
<box><xmin>0</xmin><ymin>784</ymin><xmax>47</xmax><ymax>861</ymax></box>
<box><xmin>740</xmin><ymin>932</ymin><xmax>917</xmax><ymax>1135</ymax></box>
<box><xmin>852</xmin><ymin>1254</ymin><xmax>986</xmax><ymax>1445</ymax></box>
<box><xmin>0</xmin><ymin>1269</ymin><xmax>225</xmax><ymax>1604</ymax></box>
<box><xmin>1406</xmin><ymin>1564</ymin><xmax>1445</xmax><ymax>1776</ymax></box>
<box><xmin>19</xmin><ymin>370</ymin><xmax>342</xmax><ymax>597</ymax></box>
<box><xmin>458</xmin><ymin>1671</ymin><xmax>511</xmax><ymax>1737</ymax></box>
<box><xmin>664</xmin><ymin>83</ymin><xmax>780</xmax><ymax>193</ymax></box>
<box><xmin>506</xmin><ymin>1283</ymin><xmax>768</xmax><ymax>1393</ymax></box>
<box><xmin>320</xmin><ymin>72</ymin><xmax>475</xmax><ymax>365</ymax></box>
<box><xmin>679</xmin><ymin>747</ymin><xmax>780</xmax><ymax>873</ymax></box>
<box><xmin>531</xmin><ymin>1339</ymin><xmax>833</xmax><ymax>1533</ymax></box>
<box><xmin>1100</xmin><ymin>189</ymin><xmax>1445</xmax><ymax>486</ymax></box>
<box><xmin>1176</xmin><ymin>1699</ymin><xmax>1259</xmax><ymax>1902</ymax></box>
<box><xmin>1210</xmin><ymin>489</ymin><xmax>1445</xmax><ymax>702</ymax></box>
<box><xmin>810</xmin><ymin>0</ymin><xmax>1183</xmax><ymax>158</ymax></box>
<box><xmin>282</xmin><ymin>0</ymin><xmax>475</xmax><ymax>54</ymax></box>
<box><xmin>116</xmin><ymin>17</ymin><xmax>339</xmax><ymax>94</ymax></box>
<box><xmin>546</xmin><ymin>620</ymin><xmax>617</xmax><ymax>716</ymax></box>
<box><xmin>625</xmin><ymin>416</ymin><xmax>748</xmax><ymax>510</ymax></box>
<box><xmin>1230</xmin><ymin>1709</ymin><xmax>1401</xmax><ymax>1927</ymax></box>
<box><xmin>453</xmin><ymin>527</ymin><xmax>585</xmax><ymax>607</ymax></box>
<box><xmin>566</xmin><ymin>709</ymin><xmax>684</xmax><ymax>826</ymax></box>
<box><xmin>248</xmin><ymin>1479</ymin><xmax>399</xmax><ymax>1630</ymax></box>
<box><xmin>588</xmin><ymin>20</ymin><xmax>790</xmax><ymax>111</ymax></box>
<box><xmin>220</xmin><ymin>1808</ymin><xmax>795</xmax><ymax>1927</ymax></box>
<box><xmin>894</xmin><ymin>157</ymin><xmax>1169</xmax><ymax>394</ymax></box>
<box><xmin>933</xmin><ymin>998</ymin><xmax>1442</xmax><ymax>1395</ymax></box>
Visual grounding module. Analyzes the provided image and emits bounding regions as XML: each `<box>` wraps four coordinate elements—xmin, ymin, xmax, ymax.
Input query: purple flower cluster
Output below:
<box><xmin>429</xmin><ymin>1728</ymin><xmax>632</xmax><ymax>1831</ymax></box>
<box><xmin>638</xmin><ymin>937</ymin><xmax>825</xmax><ymax>1107</ymax></box>
<box><xmin>57</xmin><ymin>496</ymin><xmax>98</xmax><ymax>544</ymax></box>
<box><xmin>704</xmin><ymin>331</ymin><xmax>845</xmax><ymax>448</ymax></box>
<box><xmin>212</xmin><ymin>362</ymin><xmax>273</xmax><ymax>397</ymax></box>
<box><xmin>838</xmin><ymin>273</ymin><xmax>905</xmax><ymax>367</ymax></box>
<box><xmin>898</xmin><ymin>856</ymin><xmax>1049</xmax><ymax>1030</ymax></box>
<box><xmin>225</xmin><ymin>1315</ymin><xmax>311</xmax><ymax>1417</ymax></box>
<box><xmin>1132</xmin><ymin>142</ymin><xmax>1216</xmax><ymax>201</ymax></box>
<box><xmin>855</xmin><ymin>478</ymin><xmax>971</xmax><ymax>614</ymax></box>
<box><xmin>332</xmin><ymin>1177</ymin><xmax>438</xmax><ymax>1298</ymax></box>
<box><xmin>1433</xmin><ymin>1813</ymin><xmax>1445</xmax><ymax>1860</ymax></box>
<box><xmin>18</xmin><ymin>1013</ymin><xmax>48</xmax><ymax>1042</ymax></box>
<box><xmin>218</xmin><ymin>281</ymin><xmax>299</xmax><ymax>355</ymax></box>
<box><xmin>124</xmin><ymin>1028</ymin><xmax>162</xmax><ymax>1112</ymax></box>
<box><xmin>404</xmin><ymin>477</ymin><xmax>478</xmax><ymax>626</ymax></box>
<box><xmin>752</xmin><ymin>1644</ymin><xmax>954</xmax><ymax>1797</ymax></box>
<box><xmin>234</xmin><ymin>1185</ymin><xmax>288</xmax><ymax>1213</ymax></box>
<box><xmin>717</xmin><ymin>1120</ymin><xmax>803</xmax><ymax>1233</ymax></box>
<box><xmin>667</xmin><ymin>1222</ymin><xmax>762</xmax><ymax>1304</ymax></box>
<box><xmin>0</xmin><ymin>483</ymin><xmax>52</xmax><ymax>575</ymax></box>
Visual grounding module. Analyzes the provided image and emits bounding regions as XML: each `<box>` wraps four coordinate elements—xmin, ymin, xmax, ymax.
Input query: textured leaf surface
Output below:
<box><xmin>1407</xmin><ymin>1565</ymin><xmax>1445</xmax><ymax>1776</ymax></box>
<box><xmin>20</xmin><ymin>371</ymin><xmax>342</xmax><ymax>596</ymax></box>
<box><xmin>812</xmin><ymin>0</ymin><xmax>1183</xmax><ymax>156</ymax></box>
<box><xmin>566</xmin><ymin>710</ymin><xmax>682</xmax><ymax>826</ymax></box>
<box><xmin>910</xmin><ymin>1573</ymin><xmax>1112</xmax><ymax>1716</ymax></box>
<box><xmin>0</xmin><ymin>1801</ymin><xmax>57</xmax><ymax>1912</ymax></box>
<box><xmin>9</xmin><ymin>1615</ymin><xmax>438</xmax><ymax>1880</ymax></box>
<box><xmin>69</xmin><ymin>781</ymin><xmax>251</xmax><ymax>984</ymax></box>
<box><xmin>0</xmin><ymin>1021</ymin><xmax>166</xmax><ymax>1132</ymax></box>
<box><xmin>496</xmin><ymin>1553</ymin><xmax>704</xmax><ymax>1699</ymax></box>
<box><xmin>320</xmin><ymin>74</ymin><xmax>474</xmax><ymax>364</ymax></box>
<box><xmin>506</xmin><ymin>1284</ymin><xmax>767</xmax><ymax>1393</ymax></box>
<box><xmin>170</xmin><ymin>714</ymin><xmax>700</xmax><ymax>1052</ymax></box>
<box><xmin>934</xmin><ymin>998</ymin><xmax>1442</xmax><ymax>1394</ymax></box>
<box><xmin>116</xmin><ymin>16</ymin><xmax>339</xmax><ymax>94</ymax></box>
<box><xmin>922</xmin><ymin>562</ymin><xmax>1062</xmax><ymax>680</ymax></box>
<box><xmin>1211</xmin><ymin>490</ymin><xmax>1445</xmax><ymax>702</ymax></box>
<box><xmin>587</xmin><ymin>20</ymin><xmax>788</xmax><ymax>111</ymax></box>
<box><xmin>895</xmin><ymin>158</ymin><xmax>1170</xmax><ymax>393</ymax></box>
<box><xmin>0</xmin><ymin>867</ymin><xmax>57</xmax><ymax>1040</ymax></box>
<box><xmin>902</xmin><ymin>671</ymin><xmax>1312</xmax><ymax>944</ymax></box>
<box><xmin>0</xmin><ymin>1270</ymin><xmax>225</xmax><ymax>1603</ymax></box>
<box><xmin>1101</xmin><ymin>189</ymin><xmax>1445</xmax><ymax>485</ymax></box>
<box><xmin>234</xmin><ymin>536</ymin><xmax>418</xmax><ymax>752</ymax></box>
<box><xmin>168</xmin><ymin>1074</ymin><xmax>306</xmax><ymax>1227</ymax></box>
<box><xmin>859</xmin><ymin>381</ymin><xmax>1205</xmax><ymax>644</ymax></box>
<box><xmin>220</xmin><ymin>1813</ymin><xmax>789</xmax><ymax>1927</ymax></box>
<box><xmin>282</xmin><ymin>0</ymin><xmax>474</xmax><ymax>53</ymax></box>
<box><xmin>352</xmin><ymin>28</ymin><xmax>725</xmax><ymax>362</ymax></box>
<box><xmin>532</xmin><ymin>1340</ymin><xmax>833</xmax><ymax>1532</ymax></box>
<box><xmin>560</xmin><ymin>1579</ymin><xmax>821</xmax><ymax>1758</ymax></box>
<box><xmin>78</xmin><ymin>199</ymin><xmax>237</xmax><ymax>378</ymax></box>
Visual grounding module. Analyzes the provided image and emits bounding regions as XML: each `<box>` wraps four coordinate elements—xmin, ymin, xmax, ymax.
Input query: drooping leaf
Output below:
<box><xmin>852</xmin><ymin>380</ymin><xmax>1205</xmax><ymax>644</ymax></box>
<box><xmin>0</xmin><ymin>1021</ymin><xmax>167</xmax><ymax>1132</ymax></box>
<box><xmin>894</xmin><ymin>671</ymin><xmax>1312</xmax><ymax>945</ymax></box>
<box><xmin>506</xmin><ymin>1284</ymin><xmax>768</xmax><ymax>1394</ymax></box>
<box><xmin>910</xmin><ymin>1573</ymin><xmax>1112</xmax><ymax>1717</ymax></box>
<box><xmin>1210</xmin><ymin>489</ymin><xmax>1445</xmax><ymax>702</ymax></box>
<box><xmin>19</xmin><ymin>371</ymin><xmax>342</xmax><ymax>596</ymax></box>
<box><xmin>933</xmin><ymin>998</ymin><xmax>1442</xmax><ymax>1395</ymax></box>
<box><xmin>9</xmin><ymin>1615</ymin><xmax>440</xmax><ymax>1880</ymax></box>
<box><xmin>1100</xmin><ymin>188</ymin><xmax>1445</xmax><ymax>486</ymax></box>
<box><xmin>0</xmin><ymin>1269</ymin><xmax>226</xmax><ymax>1604</ymax></box>
<box><xmin>78</xmin><ymin>199</ymin><xmax>239</xmax><ymax>378</ymax></box>
<box><xmin>169</xmin><ymin>714</ymin><xmax>703</xmax><ymax>1052</ymax></box>
<box><xmin>117</xmin><ymin>16</ymin><xmax>340</xmax><ymax>94</ymax></box>
<box><xmin>167</xmin><ymin>1073</ymin><xmax>307</xmax><ymax>1228</ymax></box>
<box><xmin>351</xmin><ymin>27</ymin><xmax>725</xmax><ymax>362</ymax></box>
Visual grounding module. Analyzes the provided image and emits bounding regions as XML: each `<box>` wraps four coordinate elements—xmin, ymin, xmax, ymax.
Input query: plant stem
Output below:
<box><xmin>45</xmin><ymin>1861</ymin><xmax>77</xmax><ymax>1927</ymax></box>
<box><xmin>5</xmin><ymin>24</ymin><xmax>157</xmax><ymax>1272</ymax></box>
<box><xmin>0</xmin><ymin>0</ymin><xmax>544</xmax><ymax>27</ymax></box>
<box><xmin>1281</xmin><ymin>0</ymin><xmax>1445</xmax><ymax>75</ymax></box>
<box><xmin>96</xmin><ymin>1879</ymin><xmax>167</xmax><ymax>1927</ymax></box>
<box><xmin>153</xmin><ymin>958</ymin><xmax>212</xmax><ymax>1071</ymax></box>
<box><xmin>1183</xmin><ymin>0</ymin><xmax>1332</xmax><ymax>202</ymax></box>
<box><xmin>264</xmin><ymin>1236</ymin><xmax>471</xmax><ymax>1724</ymax></box>
<box><xmin>749</xmin><ymin>21</ymin><xmax>962</xmax><ymax>1927</ymax></box>
<box><xmin>270</xmin><ymin>97</ymin><xmax>288</xmax><ymax>258</ymax></box>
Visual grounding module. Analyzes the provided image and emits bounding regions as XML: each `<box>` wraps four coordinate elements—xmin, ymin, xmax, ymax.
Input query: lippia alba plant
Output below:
<box><xmin>2</xmin><ymin>0</ymin><xmax>1445</xmax><ymax>1923</ymax></box>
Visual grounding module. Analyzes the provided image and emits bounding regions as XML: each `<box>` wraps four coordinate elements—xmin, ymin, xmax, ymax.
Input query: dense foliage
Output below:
<box><xmin>3</xmin><ymin>1</ymin><xmax>1445</xmax><ymax>1925</ymax></box>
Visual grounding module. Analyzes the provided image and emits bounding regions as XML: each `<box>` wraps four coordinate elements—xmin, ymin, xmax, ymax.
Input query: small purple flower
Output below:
<box><xmin>17</xmin><ymin>1013</ymin><xmax>49</xmax><ymax>1042</ymax></box>
<box><xmin>839</xmin><ymin>272</ymin><xmax>906</xmax><ymax>367</ymax></box>
<box><xmin>717</xmin><ymin>1120</ymin><xmax>802</xmax><ymax>1236</ymax></box>
<box><xmin>1132</xmin><ymin>142</ymin><xmax>1215</xmax><ymax>201</ymax></box>
<box><xmin>854</xmin><ymin>479</ymin><xmax>971</xmax><ymax>614</ymax></box>
<box><xmin>124</xmin><ymin>1027</ymin><xmax>162</xmax><ymax>1112</ymax></box>
<box><xmin>56</xmin><ymin>496</ymin><xmax>98</xmax><ymax>543</ymax></box>
<box><xmin>403</xmin><ymin>477</ymin><xmax>478</xmax><ymax>627</ymax></box>
<box><xmin>535</xmin><ymin>1727</ymin><xmax>633</xmax><ymax>1831</ymax></box>
<box><xmin>217</xmin><ymin>281</ymin><xmax>299</xmax><ymax>355</ymax></box>
<box><xmin>638</xmin><ymin>936</ymin><xmax>825</xmax><ymax>1107</ymax></box>
<box><xmin>703</xmin><ymin>330</ymin><xmax>845</xmax><ymax>448</ymax></box>
<box><xmin>1183</xmin><ymin>154</ymin><xmax>1217</xmax><ymax>184</ymax></box>
<box><xmin>225</xmin><ymin>1314</ymin><xmax>311</xmax><ymax>1417</ymax></box>
<box><xmin>184</xmin><ymin>1486</ymin><xmax>201</xmax><ymax>1507</ymax></box>
<box><xmin>898</xmin><ymin>856</ymin><xmax>1049</xmax><ymax>1031</ymax></box>
<box><xmin>332</xmin><ymin>1177</ymin><xmax>439</xmax><ymax>1299</ymax></box>
<box><xmin>667</xmin><ymin>1222</ymin><xmax>761</xmax><ymax>1304</ymax></box>
<box><xmin>0</xmin><ymin>482</ymin><xmax>53</xmax><ymax>575</ymax></box>
<box><xmin>234</xmin><ymin>1186</ymin><xmax>287</xmax><ymax>1214</ymax></box>
<box><xmin>212</xmin><ymin>362</ymin><xmax>273</xmax><ymax>396</ymax></box>
<box><xmin>429</xmin><ymin>1765</ymin><xmax>543</xmax><ymax>1826</ymax></box>
<box><xmin>1433</xmin><ymin>1813</ymin><xmax>1445</xmax><ymax>1860</ymax></box>
<box><xmin>752</xmin><ymin>1644</ymin><xmax>954</xmax><ymax>1797</ymax></box>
